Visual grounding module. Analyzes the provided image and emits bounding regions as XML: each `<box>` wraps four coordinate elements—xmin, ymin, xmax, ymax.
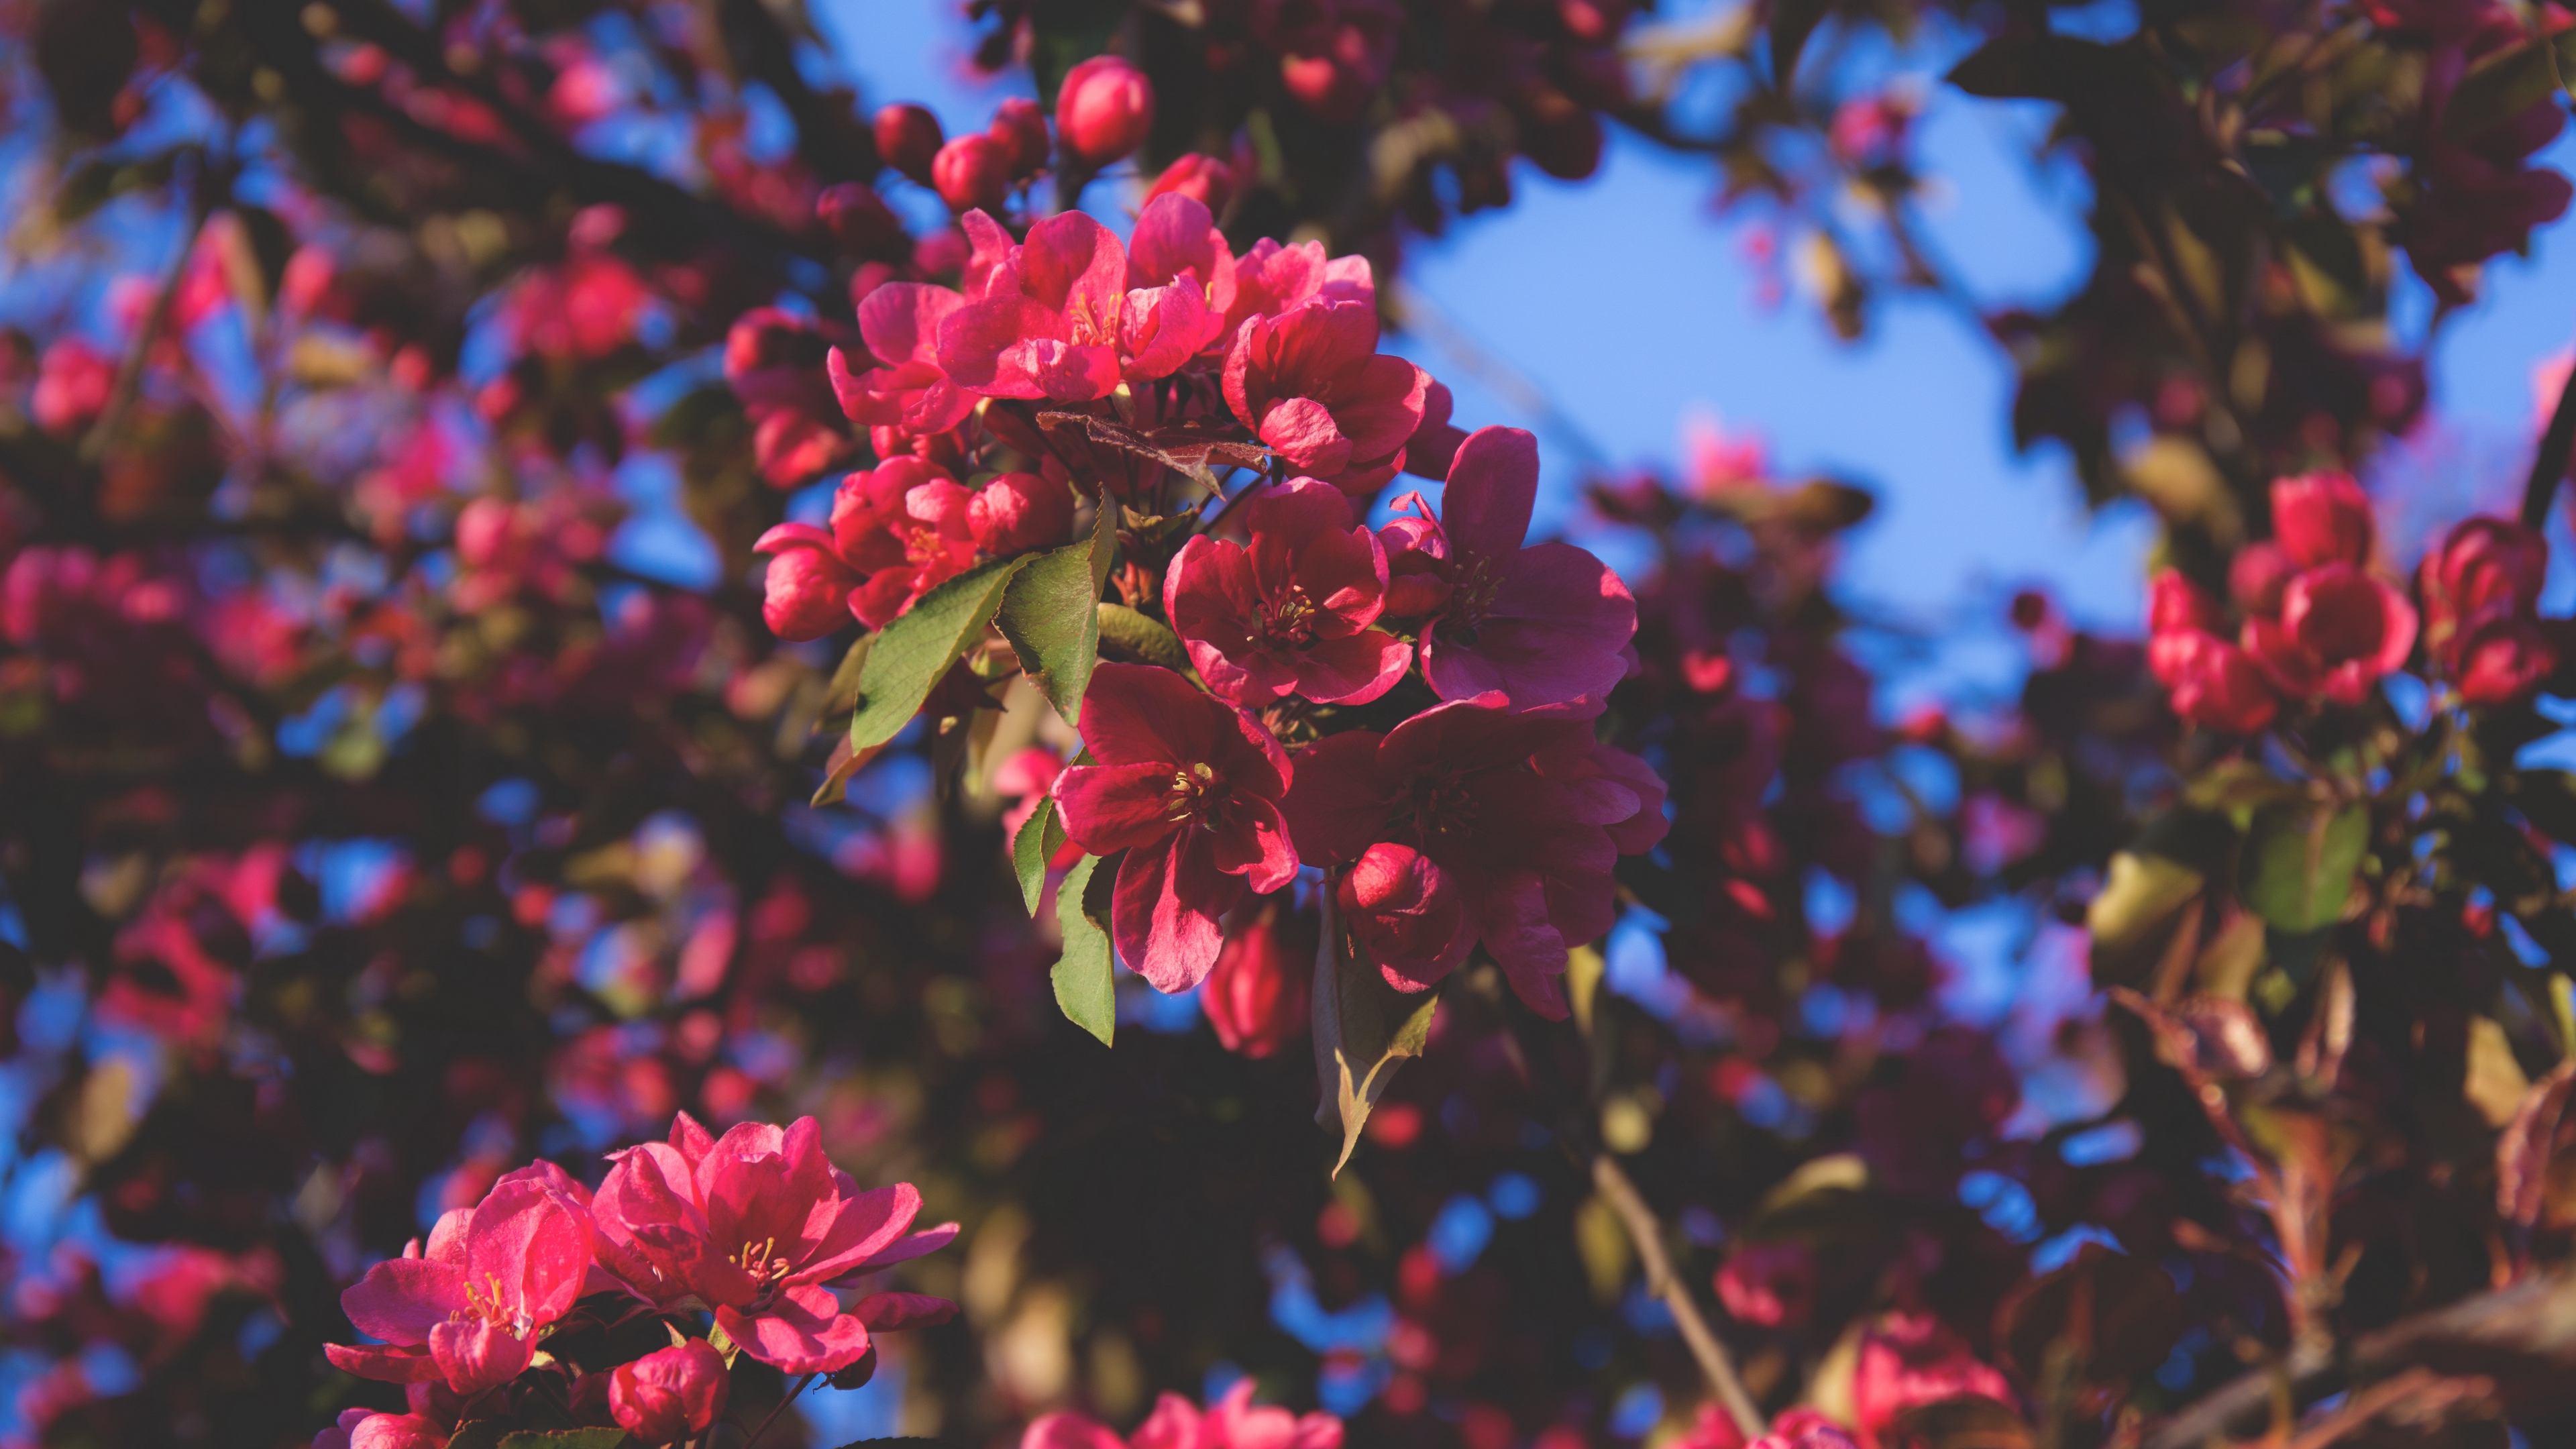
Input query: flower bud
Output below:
<box><xmin>1338</xmin><ymin>843</ymin><xmax>1468</xmax><ymax>991</ymax></box>
<box><xmin>2147</xmin><ymin>568</ymin><xmax>2220</xmax><ymax>637</ymax></box>
<box><xmin>753</xmin><ymin>523</ymin><xmax>861</xmax><ymax>641</ymax></box>
<box><xmin>967</xmin><ymin>472</ymin><xmax>1073</xmax><ymax>556</ymax></box>
<box><xmin>986</xmin><ymin>96</ymin><xmax>1052</xmax><ymax>178</ymax></box>
<box><xmin>2272</xmin><ymin>562</ymin><xmax>2417</xmax><ymax>703</ymax></box>
<box><xmin>816</xmin><ymin>182</ymin><xmax>904</xmax><ymax>256</ymax></box>
<box><xmin>1057</xmin><ymin>56</ymin><xmax>1155</xmax><ymax>168</ymax></box>
<box><xmin>931</xmin><ymin>133</ymin><xmax>1012</xmax><ymax>214</ymax></box>
<box><xmin>1205</xmin><ymin>906</ymin><xmax>1313</xmax><ymax>1059</ymax></box>
<box><xmin>874</xmin><ymin>102</ymin><xmax>945</xmax><ymax>184</ymax></box>
<box><xmin>31</xmin><ymin>337</ymin><xmax>113</xmax><ymax>435</ymax></box>
<box><xmin>1714</xmin><ymin>1240</ymin><xmax>1818</xmax><ymax>1328</ymax></box>
<box><xmin>347</xmin><ymin>1414</ymin><xmax>447</xmax><ymax>1449</ymax></box>
<box><xmin>2227</xmin><ymin>541</ymin><xmax>2297</xmax><ymax>619</ymax></box>
<box><xmin>609</xmin><ymin>1339</ymin><xmax>729</xmax><ymax>1445</ymax></box>
<box><xmin>2457</xmin><ymin>618</ymin><xmax>2555</xmax><ymax>705</ymax></box>
<box><xmin>2161</xmin><ymin>631</ymin><xmax>2277</xmax><ymax>732</ymax></box>
<box><xmin>2269</xmin><ymin>471</ymin><xmax>2374</xmax><ymax>568</ymax></box>
<box><xmin>2420</xmin><ymin>515</ymin><xmax>2547</xmax><ymax>660</ymax></box>
<box><xmin>1145</xmin><ymin>152</ymin><xmax>1236</xmax><ymax>216</ymax></box>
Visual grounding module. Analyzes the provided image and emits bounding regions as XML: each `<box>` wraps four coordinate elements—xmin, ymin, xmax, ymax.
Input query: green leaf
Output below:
<box><xmin>2239</xmin><ymin>804</ymin><xmax>2367</xmax><ymax>934</ymax></box>
<box><xmin>1013</xmin><ymin>796</ymin><xmax>1069</xmax><ymax>916</ymax></box>
<box><xmin>444</xmin><ymin>1425</ymin><xmax>506</xmax><ymax>1449</ymax></box>
<box><xmin>1053</xmin><ymin>853</ymin><xmax>1116</xmax><ymax>1045</ymax></box>
<box><xmin>1312</xmin><ymin>896</ymin><xmax>1440</xmax><ymax>1175</ymax></box>
<box><xmin>848</xmin><ymin>557</ymin><xmax>1032</xmax><ymax>751</ymax></box>
<box><xmin>1096</xmin><ymin>602</ymin><xmax>1193</xmax><ymax>674</ymax></box>
<box><xmin>996</xmin><ymin>506</ymin><xmax>1115</xmax><ymax>724</ymax></box>
<box><xmin>2447</xmin><ymin>36</ymin><xmax>2563</xmax><ymax>142</ymax></box>
<box><xmin>497</xmin><ymin>1433</ymin><xmax>632</xmax><ymax>1449</ymax></box>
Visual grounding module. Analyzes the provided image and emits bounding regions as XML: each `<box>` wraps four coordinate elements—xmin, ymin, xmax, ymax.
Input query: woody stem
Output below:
<box><xmin>2524</xmin><ymin>340</ymin><xmax>2576</xmax><ymax>530</ymax></box>
<box><xmin>1589</xmin><ymin>1149</ymin><xmax>1768</xmax><ymax>1441</ymax></box>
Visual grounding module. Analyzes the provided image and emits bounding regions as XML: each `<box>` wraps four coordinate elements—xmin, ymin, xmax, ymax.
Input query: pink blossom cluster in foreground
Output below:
<box><xmin>317</xmin><ymin>1114</ymin><xmax>955</xmax><ymax>1446</ymax></box>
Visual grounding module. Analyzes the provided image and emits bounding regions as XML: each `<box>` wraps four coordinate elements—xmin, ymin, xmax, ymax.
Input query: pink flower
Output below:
<box><xmin>1051</xmin><ymin>662</ymin><xmax>1299</xmax><ymax>991</ymax></box>
<box><xmin>1225</xmin><ymin>236</ymin><xmax>1374</xmax><ymax>334</ymax></box>
<box><xmin>325</xmin><ymin>1175</ymin><xmax>592</xmax><ymax>1395</ymax></box>
<box><xmin>874</xmin><ymin>103</ymin><xmax>944</xmax><ymax>185</ymax></box>
<box><xmin>590</xmin><ymin>1114</ymin><xmax>958</xmax><ymax>1375</ymax></box>
<box><xmin>1282</xmin><ymin>696</ymin><xmax>1666</xmax><ymax>1016</ymax></box>
<box><xmin>1384</xmin><ymin>427</ymin><xmax>1637</xmax><ymax>710</ymax></box>
<box><xmin>932</xmin><ymin>133</ymin><xmax>1012</xmax><ymax>213</ymax></box>
<box><xmin>1204</xmin><ymin>906</ymin><xmax>1312</xmax><ymax>1059</ymax></box>
<box><xmin>1714</xmin><ymin>1240</ymin><xmax>1818</xmax><ymax>1328</ymax></box>
<box><xmin>988</xmin><ymin>97</ymin><xmax>1052</xmax><ymax>176</ymax></box>
<box><xmin>937</xmin><ymin>209</ymin><xmax>1219</xmax><ymax>402</ymax></box>
<box><xmin>2159</xmin><ymin>629</ymin><xmax>2277</xmax><ymax>730</ymax></box>
<box><xmin>32</xmin><ymin>337</ymin><xmax>115</xmax><ymax>434</ymax></box>
<box><xmin>752</xmin><ymin>525</ymin><xmax>863</xmax><ymax>641</ymax></box>
<box><xmin>609</xmin><ymin>1338</ymin><xmax>729</xmax><ymax>1444</ymax></box>
<box><xmin>2242</xmin><ymin>563</ymin><xmax>2418</xmax><ymax>705</ymax></box>
<box><xmin>966</xmin><ymin>470</ymin><xmax>1073</xmax><ymax>555</ymax></box>
<box><xmin>1146</xmin><ymin>153</ymin><xmax>1238</xmax><ymax>216</ymax></box>
<box><xmin>1223</xmin><ymin>298</ymin><xmax>1428</xmax><ymax>495</ymax></box>
<box><xmin>829</xmin><ymin>283</ymin><xmax>977</xmax><ymax>439</ymax></box>
<box><xmin>1028</xmin><ymin>1381</ymin><xmax>1343</xmax><ymax>1449</ymax></box>
<box><xmin>753</xmin><ymin>458</ymin><xmax>1006</xmax><ymax>639</ymax></box>
<box><xmin>1851</xmin><ymin>1312</ymin><xmax>2016</xmax><ymax>1444</ymax></box>
<box><xmin>1057</xmin><ymin>56</ymin><xmax>1155</xmax><ymax>167</ymax></box>
<box><xmin>2418</xmin><ymin>515</ymin><xmax>2555</xmax><ymax>704</ymax></box>
<box><xmin>315</xmin><ymin>1411</ymin><xmax>448</xmax><ymax>1449</ymax></box>
<box><xmin>1128</xmin><ymin>193</ymin><xmax>1239</xmax><ymax>329</ymax></box>
<box><xmin>2269</xmin><ymin>471</ymin><xmax>2374</xmax><ymax>569</ymax></box>
<box><xmin>2227</xmin><ymin>542</ymin><xmax>2298</xmax><ymax>617</ymax></box>
<box><xmin>1165</xmin><ymin>479</ymin><xmax>1410</xmax><ymax>706</ymax></box>
<box><xmin>1336</xmin><ymin>842</ymin><xmax>1468</xmax><ymax>990</ymax></box>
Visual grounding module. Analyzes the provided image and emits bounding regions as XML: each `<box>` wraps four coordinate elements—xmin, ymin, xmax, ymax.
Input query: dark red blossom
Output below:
<box><xmin>2422</xmin><ymin>515</ymin><xmax>2554</xmax><ymax>703</ymax></box>
<box><xmin>1383</xmin><ymin>427</ymin><xmax>1637</xmax><ymax>710</ymax></box>
<box><xmin>1204</xmin><ymin>905</ymin><xmax>1313</xmax><ymax>1059</ymax></box>
<box><xmin>1165</xmin><ymin>478</ymin><xmax>1409</xmax><ymax>706</ymax></box>
<box><xmin>2242</xmin><ymin>562</ymin><xmax>2418</xmax><ymax>705</ymax></box>
<box><xmin>1283</xmin><ymin>697</ymin><xmax>1665</xmax><ymax>1015</ymax></box>
<box><xmin>1053</xmin><ymin>662</ymin><xmax>1299</xmax><ymax>991</ymax></box>
<box><xmin>829</xmin><ymin>283</ymin><xmax>977</xmax><ymax>440</ymax></box>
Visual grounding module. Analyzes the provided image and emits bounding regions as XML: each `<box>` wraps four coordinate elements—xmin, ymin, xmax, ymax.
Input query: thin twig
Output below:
<box><xmin>2143</xmin><ymin>1270</ymin><xmax>2575</xmax><ymax>1449</ymax></box>
<box><xmin>81</xmin><ymin>161</ymin><xmax>221</xmax><ymax>467</ymax></box>
<box><xmin>1589</xmin><ymin>1150</ymin><xmax>1767</xmax><ymax>1440</ymax></box>
<box><xmin>743</xmin><ymin>1370</ymin><xmax>820</xmax><ymax>1449</ymax></box>
<box><xmin>2523</xmin><ymin>339</ymin><xmax>2576</xmax><ymax>530</ymax></box>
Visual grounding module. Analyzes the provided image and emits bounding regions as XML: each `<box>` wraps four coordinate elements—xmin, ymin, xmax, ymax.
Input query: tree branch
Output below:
<box><xmin>1589</xmin><ymin>1149</ymin><xmax>1767</xmax><ymax>1440</ymax></box>
<box><xmin>2524</xmin><ymin>343</ymin><xmax>2576</xmax><ymax>531</ymax></box>
<box><xmin>2143</xmin><ymin>1271</ymin><xmax>2576</xmax><ymax>1449</ymax></box>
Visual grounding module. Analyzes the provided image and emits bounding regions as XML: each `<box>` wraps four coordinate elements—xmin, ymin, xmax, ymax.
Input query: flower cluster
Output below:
<box><xmin>2147</xmin><ymin>472</ymin><xmax>2428</xmax><ymax>731</ymax></box>
<box><xmin>319</xmin><ymin>1114</ymin><xmax>954</xmax><ymax>1446</ymax></box>
<box><xmin>745</xmin><ymin>91</ymin><xmax>1659</xmax><ymax>1024</ymax></box>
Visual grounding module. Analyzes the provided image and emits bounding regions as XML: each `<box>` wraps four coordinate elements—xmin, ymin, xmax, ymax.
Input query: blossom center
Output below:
<box><xmin>1405</xmin><ymin>774</ymin><xmax>1476</xmax><ymax>838</ymax></box>
<box><xmin>455</xmin><ymin>1271</ymin><xmax>535</xmax><ymax>1338</ymax></box>
<box><xmin>1256</xmin><ymin>588</ymin><xmax>1319</xmax><ymax>649</ymax></box>
<box><xmin>1164</xmin><ymin>761</ymin><xmax>1226</xmax><ymax>829</ymax></box>
<box><xmin>1440</xmin><ymin>559</ymin><xmax>1503</xmax><ymax>642</ymax></box>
